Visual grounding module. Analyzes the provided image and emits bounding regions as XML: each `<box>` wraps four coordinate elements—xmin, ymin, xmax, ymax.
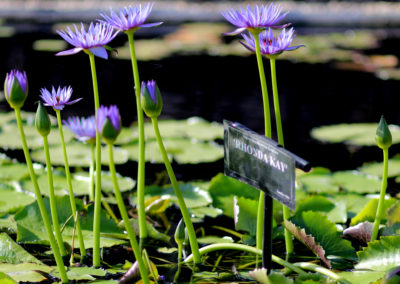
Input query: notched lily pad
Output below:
<box><xmin>0</xmin><ymin>233</ymin><xmax>42</xmax><ymax>264</ymax></box>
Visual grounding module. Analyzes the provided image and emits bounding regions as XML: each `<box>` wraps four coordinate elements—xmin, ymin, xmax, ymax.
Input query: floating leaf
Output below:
<box><xmin>0</xmin><ymin>184</ymin><xmax>35</xmax><ymax>213</ymax></box>
<box><xmin>381</xmin><ymin>223</ymin><xmax>400</xmax><ymax>237</ymax></box>
<box><xmin>311</xmin><ymin>123</ymin><xmax>400</xmax><ymax>146</ymax></box>
<box><xmin>360</xmin><ymin>156</ymin><xmax>400</xmax><ymax>178</ymax></box>
<box><xmin>0</xmin><ymin>263</ymin><xmax>51</xmax><ymax>282</ymax></box>
<box><xmin>332</xmin><ymin>171</ymin><xmax>381</xmax><ymax>194</ymax></box>
<box><xmin>330</xmin><ymin>193</ymin><xmax>370</xmax><ymax>219</ymax></box>
<box><xmin>286</xmin><ymin>211</ymin><xmax>356</xmax><ymax>266</ymax></box>
<box><xmin>208</xmin><ymin>174</ymin><xmax>259</xmax><ymax>218</ymax></box>
<box><xmin>122</xmin><ymin>138</ymin><xmax>223</xmax><ymax>164</ymax></box>
<box><xmin>32</xmin><ymin>39</ymin><xmax>67</xmax><ymax>52</ymax></box>
<box><xmin>52</xmin><ymin>267</ymin><xmax>106</xmax><ymax>281</ymax></box>
<box><xmin>249</xmin><ymin>269</ymin><xmax>294</xmax><ymax>284</ymax></box>
<box><xmin>31</xmin><ymin>143</ymin><xmax>128</xmax><ymax>166</ymax></box>
<box><xmin>0</xmin><ymin>233</ymin><xmax>42</xmax><ymax>264</ymax></box>
<box><xmin>297</xmin><ymin>167</ymin><xmax>339</xmax><ymax>193</ymax></box>
<box><xmin>197</xmin><ymin>236</ymin><xmax>234</xmax><ymax>244</ymax></box>
<box><xmin>14</xmin><ymin>196</ymin><xmax>125</xmax><ymax>249</ymax></box>
<box><xmin>296</xmin><ymin>196</ymin><xmax>346</xmax><ymax>224</ymax></box>
<box><xmin>338</xmin><ymin>271</ymin><xmax>385</xmax><ymax>284</ymax></box>
<box><xmin>234</xmin><ymin>197</ymin><xmax>258</xmax><ymax>236</ymax></box>
<box><xmin>0</xmin><ymin>272</ymin><xmax>17</xmax><ymax>284</ymax></box>
<box><xmin>0</xmin><ymin>215</ymin><xmax>17</xmax><ymax>233</ymax></box>
<box><xmin>350</xmin><ymin>197</ymin><xmax>396</xmax><ymax>226</ymax></box>
<box><xmin>386</xmin><ymin>201</ymin><xmax>400</xmax><ymax>226</ymax></box>
<box><xmin>356</xmin><ymin>236</ymin><xmax>400</xmax><ymax>271</ymax></box>
<box><xmin>0</xmin><ymin>162</ymin><xmax>29</xmax><ymax>181</ymax></box>
<box><xmin>343</xmin><ymin>221</ymin><xmax>373</xmax><ymax>244</ymax></box>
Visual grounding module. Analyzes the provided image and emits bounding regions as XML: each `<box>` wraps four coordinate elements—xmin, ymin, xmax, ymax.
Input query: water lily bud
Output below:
<box><xmin>35</xmin><ymin>102</ymin><xmax>51</xmax><ymax>137</ymax></box>
<box><xmin>4</xmin><ymin>70</ymin><xmax>28</xmax><ymax>109</ymax></box>
<box><xmin>141</xmin><ymin>80</ymin><xmax>163</xmax><ymax>118</ymax></box>
<box><xmin>97</xmin><ymin>105</ymin><xmax>121</xmax><ymax>144</ymax></box>
<box><xmin>376</xmin><ymin>116</ymin><xmax>392</xmax><ymax>149</ymax></box>
<box><xmin>174</xmin><ymin>219</ymin><xmax>185</xmax><ymax>246</ymax></box>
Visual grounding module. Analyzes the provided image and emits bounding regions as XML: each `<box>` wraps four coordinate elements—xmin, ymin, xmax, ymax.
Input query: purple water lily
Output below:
<box><xmin>241</xmin><ymin>28</ymin><xmax>303</xmax><ymax>56</ymax></box>
<box><xmin>96</xmin><ymin>105</ymin><xmax>121</xmax><ymax>134</ymax></box>
<box><xmin>56</xmin><ymin>22</ymin><xmax>118</xmax><ymax>59</ymax></box>
<box><xmin>221</xmin><ymin>3</ymin><xmax>289</xmax><ymax>35</ymax></box>
<box><xmin>40</xmin><ymin>86</ymin><xmax>82</xmax><ymax>110</ymax></box>
<box><xmin>100</xmin><ymin>3</ymin><xmax>162</xmax><ymax>32</ymax></box>
<box><xmin>64</xmin><ymin>116</ymin><xmax>96</xmax><ymax>144</ymax></box>
<box><xmin>5</xmin><ymin>70</ymin><xmax>27</xmax><ymax>97</ymax></box>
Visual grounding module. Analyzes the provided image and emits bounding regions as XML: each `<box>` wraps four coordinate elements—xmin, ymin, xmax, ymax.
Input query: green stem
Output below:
<box><xmin>251</xmin><ymin>30</ymin><xmax>272</xmax><ymax>253</ymax></box>
<box><xmin>152</xmin><ymin>117</ymin><xmax>201</xmax><ymax>264</ymax></box>
<box><xmin>371</xmin><ymin>147</ymin><xmax>389</xmax><ymax>241</ymax></box>
<box><xmin>55</xmin><ymin>110</ymin><xmax>86</xmax><ymax>258</ymax></box>
<box><xmin>88</xmin><ymin>52</ymin><xmax>103</xmax><ymax>267</ymax></box>
<box><xmin>293</xmin><ymin>262</ymin><xmax>351</xmax><ymax>284</ymax></box>
<box><xmin>107</xmin><ymin>143</ymin><xmax>149</xmax><ymax>284</ymax></box>
<box><xmin>89</xmin><ymin>143</ymin><xmax>95</xmax><ymax>201</ymax></box>
<box><xmin>183</xmin><ymin>243</ymin><xmax>306</xmax><ymax>276</ymax></box>
<box><xmin>42</xmin><ymin>135</ymin><xmax>67</xmax><ymax>257</ymax></box>
<box><xmin>127</xmin><ymin>30</ymin><xmax>147</xmax><ymax>241</ymax></box>
<box><xmin>269</xmin><ymin>57</ymin><xmax>293</xmax><ymax>256</ymax></box>
<box><xmin>15</xmin><ymin>108</ymin><xmax>68</xmax><ymax>283</ymax></box>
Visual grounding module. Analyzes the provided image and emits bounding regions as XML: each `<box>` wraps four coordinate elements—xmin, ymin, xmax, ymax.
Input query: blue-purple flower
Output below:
<box><xmin>100</xmin><ymin>3</ymin><xmax>162</xmax><ymax>33</ymax></box>
<box><xmin>141</xmin><ymin>80</ymin><xmax>163</xmax><ymax>118</ymax></box>
<box><xmin>96</xmin><ymin>105</ymin><xmax>121</xmax><ymax>144</ymax></box>
<box><xmin>64</xmin><ymin>116</ymin><xmax>96</xmax><ymax>144</ymax></box>
<box><xmin>56</xmin><ymin>22</ymin><xmax>118</xmax><ymax>59</ymax></box>
<box><xmin>4</xmin><ymin>70</ymin><xmax>28</xmax><ymax>108</ymax></box>
<box><xmin>241</xmin><ymin>28</ymin><xmax>303</xmax><ymax>57</ymax></box>
<box><xmin>221</xmin><ymin>4</ymin><xmax>289</xmax><ymax>35</ymax></box>
<box><xmin>40</xmin><ymin>86</ymin><xmax>82</xmax><ymax>110</ymax></box>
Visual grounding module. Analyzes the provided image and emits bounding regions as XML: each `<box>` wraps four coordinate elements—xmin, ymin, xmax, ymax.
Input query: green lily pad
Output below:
<box><xmin>0</xmin><ymin>263</ymin><xmax>51</xmax><ymax>282</ymax></box>
<box><xmin>332</xmin><ymin>171</ymin><xmax>381</xmax><ymax>194</ymax></box>
<box><xmin>329</xmin><ymin>193</ymin><xmax>370</xmax><ymax>219</ymax></box>
<box><xmin>0</xmin><ymin>162</ymin><xmax>29</xmax><ymax>181</ymax></box>
<box><xmin>197</xmin><ymin>236</ymin><xmax>234</xmax><ymax>244</ymax></box>
<box><xmin>338</xmin><ymin>271</ymin><xmax>385</xmax><ymax>284</ymax></box>
<box><xmin>234</xmin><ymin>197</ymin><xmax>259</xmax><ymax>236</ymax></box>
<box><xmin>0</xmin><ymin>272</ymin><xmax>17</xmax><ymax>284</ymax></box>
<box><xmin>286</xmin><ymin>211</ymin><xmax>356</xmax><ymax>264</ymax></box>
<box><xmin>356</xmin><ymin>236</ymin><xmax>400</xmax><ymax>271</ymax></box>
<box><xmin>296</xmin><ymin>196</ymin><xmax>347</xmax><ymax>224</ymax></box>
<box><xmin>311</xmin><ymin>123</ymin><xmax>400</xmax><ymax>146</ymax></box>
<box><xmin>122</xmin><ymin>137</ymin><xmax>223</xmax><ymax>164</ymax></box>
<box><xmin>208</xmin><ymin>174</ymin><xmax>260</xmax><ymax>218</ymax></box>
<box><xmin>360</xmin><ymin>156</ymin><xmax>400</xmax><ymax>178</ymax></box>
<box><xmin>14</xmin><ymin>196</ymin><xmax>126</xmax><ymax>249</ymax></box>
<box><xmin>31</xmin><ymin>142</ymin><xmax>128</xmax><ymax>166</ymax></box>
<box><xmin>52</xmin><ymin>267</ymin><xmax>107</xmax><ymax>281</ymax></box>
<box><xmin>0</xmin><ymin>184</ymin><xmax>35</xmax><ymax>213</ymax></box>
<box><xmin>297</xmin><ymin>167</ymin><xmax>339</xmax><ymax>193</ymax></box>
<box><xmin>20</xmin><ymin>170</ymin><xmax>135</xmax><ymax>197</ymax></box>
<box><xmin>0</xmin><ymin>233</ymin><xmax>42</xmax><ymax>264</ymax></box>
<box><xmin>350</xmin><ymin>197</ymin><xmax>396</xmax><ymax>226</ymax></box>
<box><xmin>32</xmin><ymin>39</ymin><xmax>67</xmax><ymax>52</ymax></box>
<box><xmin>0</xmin><ymin>215</ymin><xmax>17</xmax><ymax>233</ymax></box>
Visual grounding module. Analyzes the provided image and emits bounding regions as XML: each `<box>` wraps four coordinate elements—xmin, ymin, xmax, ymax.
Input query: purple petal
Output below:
<box><xmin>66</xmin><ymin>97</ymin><xmax>83</xmax><ymax>105</ymax></box>
<box><xmin>89</xmin><ymin>46</ymin><xmax>108</xmax><ymax>59</ymax></box>
<box><xmin>139</xmin><ymin>22</ymin><xmax>163</xmax><ymax>28</ymax></box>
<box><xmin>239</xmin><ymin>40</ymin><xmax>256</xmax><ymax>53</ymax></box>
<box><xmin>285</xmin><ymin>45</ymin><xmax>305</xmax><ymax>51</ymax></box>
<box><xmin>56</xmin><ymin>47</ymin><xmax>83</xmax><ymax>56</ymax></box>
<box><xmin>223</xmin><ymin>27</ymin><xmax>247</xmax><ymax>36</ymax></box>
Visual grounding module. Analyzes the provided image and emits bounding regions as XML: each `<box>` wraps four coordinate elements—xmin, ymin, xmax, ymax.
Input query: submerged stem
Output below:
<box><xmin>127</xmin><ymin>30</ymin><xmax>147</xmax><ymax>241</ymax></box>
<box><xmin>152</xmin><ymin>117</ymin><xmax>201</xmax><ymax>264</ymax></box>
<box><xmin>371</xmin><ymin>147</ymin><xmax>389</xmax><ymax>241</ymax></box>
<box><xmin>42</xmin><ymin>135</ymin><xmax>67</xmax><ymax>257</ymax></box>
<box><xmin>107</xmin><ymin>143</ymin><xmax>149</xmax><ymax>284</ymax></box>
<box><xmin>269</xmin><ymin>57</ymin><xmax>293</xmax><ymax>256</ymax></box>
<box><xmin>88</xmin><ymin>52</ymin><xmax>103</xmax><ymax>268</ymax></box>
<box><xmin>55</xmin><ymin>110</ymin><xmax>86</xmax><ymax>258</ymax></box>
<box><xmin>15</xmin><ymin>107</ymin><xmax>68</xmax><ymax>283</ymax></box>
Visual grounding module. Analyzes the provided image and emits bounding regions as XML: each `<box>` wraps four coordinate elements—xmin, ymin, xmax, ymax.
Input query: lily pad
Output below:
<box><xmin>52</xmin><ymin>267</ymin><xmax>107</xmax><ymax>281</ymax></box>
<box><xmin>311</xmin><ymin>123</ymin><xmax>400</xmax><ymax>146</ymax></box>
<box><xmin>122</xmin><ymin>137</ymin><xmax>223</xmax><ymax>164</ymax></box>
<box><xmin>31</xmin><ymin>142</ymin><xmax>128</xmax><ymax>166</ymax></box>
<box><xmin>0</xmin><ymin>263</ymin><xmax>51</xmax><ymax>282</ymax></box>
<box><xmin>0</xmin><ymin>184</ymin><xmax>35</xmax><ymax>213</ymax></box>
<box><xmin>0</xmin><ymin>162</ymin><xmax>29</xmax><ymax>181</ymax></box>
<box><xmin>360</xmin><ymin>156</ymin><xmax>400</xmax><ymax>178</ymax></box>
<box><xmin>0</xmin><ymin>233</ymin><xmax>42</xmax><ymax>264</ymax></box>
<box><xmin>296</xmin><ymin>196</ymin><xmax>347</xmax><ymax>224</ymax></box>
<box><xmin>14</xmin><ymin>196</ymin><xmax>126</xmax><ymax>249</ymax></box>
<box><xmin>332</xmin><ymin>171</ymin><xmax>381</xmax><ymax>194</ymax></box>
<box><xmin>297</xmin><ymin>167</ymin><xmax>339</xmax><ymax>194</ymax></box>
<box><xmin>0</xmin><ymin>272</ymin><xmax>17</xmax><ymax>284</ymax></box>
<box><xmin>350</xmin><ymin>197</ymin><xmax>396</xmax><ymax>226</ymax></box>
<box><xmin>234</xmin><ymin>197</ymin><xmax>259</xmax><ymax>236</ymax></box>
<box><xmin>338</xmin><ymin>271</ymin><xmax>385</xmax><ymax>284</ymax></box>
<box><xmin>356</xmin><ymin>236</ymin><xmax>400</xmax><ymax>271</ymax></box>
<box><xmin>32</xmin><ymin>39</ymin><xmax>67</xmax><ymax>52</ymax></box>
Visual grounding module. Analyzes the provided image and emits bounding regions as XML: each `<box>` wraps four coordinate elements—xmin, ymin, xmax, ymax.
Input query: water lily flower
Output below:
<box><xmin>141</xmin><ymin>80</ymin><xmax>163</xmax><ymax>118</ymax></box>
<box><xmin>4</xmin><ymin>70</ymin><xmax>28</xmax><ymax>109</ymax></box>
<box><xmin>241</xmin><ymin>28</ymin><xmax>303</xmax><ymax>57</ymax></box>
<box><xmin>40</xmin><ymin>86</ymin><xmax>82</xmax><ymax>110</ymax></box>
<box><xmin>56</xmin><ymin>22</ymin><xmax>118</xmax><ymax>59</ymax></box>
<box><xmin>64</xmin><ymin>116</ymin><xmax>96</xmax><ymax>144</ymax></box>
<box><xmin>97</xmin><ymin>105</ymin><xmax>121</xmax><ymax>144</ymax></box>
<box><xmin>221</xmin><ymin>3</ymin><xmax>289</xmax><ymax>35</ymax></box>
<box><xmin>100</xmin><ymin>3</ymin><xmax>162</xmax><ymax>33</ymax></box>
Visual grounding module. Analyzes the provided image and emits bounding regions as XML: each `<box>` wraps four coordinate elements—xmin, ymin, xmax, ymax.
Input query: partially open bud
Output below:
<box><xmin>174</xmin><ymin>218</ymin><xmax>185</xmax><ymax>246</ymax></box>
<box><xmin>97</xmin><ymin>105</ymin><xmax>121</xmax><ymax>144</ymax></box>
<box><xmin>35</xmin><ymin>101</ymin><xmax>51</xmax><ymax>137</ymax></box>
<box><xmin>376</xmin><ymin>116</ymin><xmax>392</xmax><ymax>150</ymax></box>
<box><xmin>4</xmin><ymin>70</ymin><xmax>28</xmax><ymax>109</ymax></box>
<box><xmin>141</xmin><ymin>80</ymin><xmax>163</xmax><ymax>118</ymax></box>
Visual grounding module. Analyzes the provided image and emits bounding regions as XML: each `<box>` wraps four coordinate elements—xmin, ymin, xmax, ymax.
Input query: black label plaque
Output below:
<box><xmin>224</xmin><ymin>120</ymin><xmax>296</xmax><ymax>210</ymax></box>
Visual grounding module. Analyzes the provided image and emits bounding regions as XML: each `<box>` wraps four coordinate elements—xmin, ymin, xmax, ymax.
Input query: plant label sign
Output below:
<box><xmin>224</xmin><ymin>121</ymin><xmax>309</xmax><ymax>210</ymax></box>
